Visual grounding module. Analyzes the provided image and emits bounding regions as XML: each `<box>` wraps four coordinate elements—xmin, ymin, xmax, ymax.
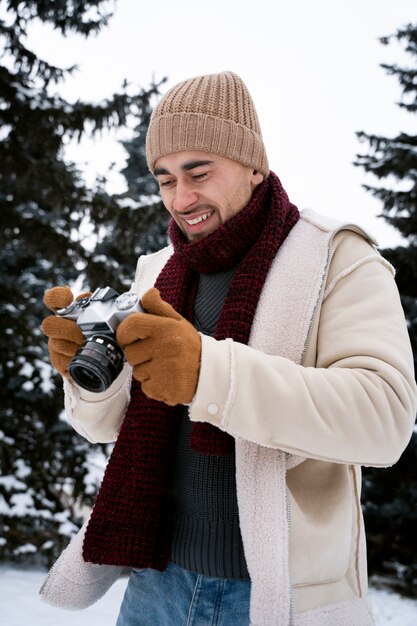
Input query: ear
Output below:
<box><xmin>250</xmin><ymin>170</ymin><xmax>264</xmax><ymax>190</ymax></box>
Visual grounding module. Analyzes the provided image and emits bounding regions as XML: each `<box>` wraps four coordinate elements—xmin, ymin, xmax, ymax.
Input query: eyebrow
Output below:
<box><xmin>154</xmin><ymin>159</ymin><xmax>214</xmax><ymax>176</ymax></box>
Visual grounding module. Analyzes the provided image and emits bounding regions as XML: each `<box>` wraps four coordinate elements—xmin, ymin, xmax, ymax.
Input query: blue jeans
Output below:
<box><xmin>116</xmin><ymin>562</ymin><xmax>251</xmax><ymax>625</ymax></box>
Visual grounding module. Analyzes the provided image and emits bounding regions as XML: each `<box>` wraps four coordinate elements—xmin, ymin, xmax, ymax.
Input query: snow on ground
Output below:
<box><xmin>0</xmin><ymin>566</ymin><xmax>417</xmax><ymax>625</ymax></box>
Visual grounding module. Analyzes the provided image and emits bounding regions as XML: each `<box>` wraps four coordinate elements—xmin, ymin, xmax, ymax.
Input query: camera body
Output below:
<box><xmin>56</xmin><ymin>287</ymin><xmax>143</xmax><ymax>393</ymax></box>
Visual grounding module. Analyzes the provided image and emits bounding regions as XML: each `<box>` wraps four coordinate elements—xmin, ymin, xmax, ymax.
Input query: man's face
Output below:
<box><xmin>154</xmin><ymin>151</ymin><xmax>263</xmax><ymax>242</ymax></box>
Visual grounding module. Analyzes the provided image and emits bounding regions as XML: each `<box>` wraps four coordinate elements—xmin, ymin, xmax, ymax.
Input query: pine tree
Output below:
<box><xmin>355</xmin><ymin>23</ymin><xmax>417</xmax><ymax>596</ymax></box>
<box><xmin>0</xmin><ymin>1</ymin><xmax>158</xmax><ymax>566</ymax></box>
<box><xmin>119</xmin><ymin>96</ymin><xmax>169</xmax><ymax>257</ymax></box>
<box><xmin>85</xmin><ymin>90</ymin><xmax>169</xmax><ymax>294</ymax></box>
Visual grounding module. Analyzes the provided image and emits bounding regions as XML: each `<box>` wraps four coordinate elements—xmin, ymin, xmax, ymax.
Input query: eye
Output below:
<box><xmin>158</xmin><ymin>179</ymin><xmax>174</xmax><ymax>188</ymax></box>
<box><xmin>192</xmin><ymin>172</ymin><xmax>208</xmax><ymax>181</ymax></box>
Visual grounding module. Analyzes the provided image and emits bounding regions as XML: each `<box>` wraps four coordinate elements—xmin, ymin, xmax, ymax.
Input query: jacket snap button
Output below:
<box><xmin>207</xmin><ymin>403</ymin><xmax>219</xmax><ymax>416</ymax></box>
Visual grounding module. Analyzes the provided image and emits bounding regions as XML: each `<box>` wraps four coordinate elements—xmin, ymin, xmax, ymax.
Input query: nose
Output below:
<box><xmin>172</xmin><ymin>180</ymin><xmax>198</xmax><ymax>213</ymax></box>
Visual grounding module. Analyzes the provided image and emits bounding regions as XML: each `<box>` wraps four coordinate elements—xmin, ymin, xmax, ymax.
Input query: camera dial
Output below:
<box><xmin>115</xmin><ymin>292</ymin><xmax>139</xmax><ymax>311</ymax></box>
<box><xmin>56</xmin><ymin>295</ymin><xmax>91</xmax><ymax>317</ymax></box>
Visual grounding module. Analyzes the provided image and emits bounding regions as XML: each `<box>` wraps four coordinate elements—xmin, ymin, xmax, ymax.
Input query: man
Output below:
<box><xmin>41</xmin><ymin>71</ymin><xmax>417</xmax><ymax>625</ymax></box>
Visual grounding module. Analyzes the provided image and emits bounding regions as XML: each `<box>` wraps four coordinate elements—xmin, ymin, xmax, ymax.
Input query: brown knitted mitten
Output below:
<box><xmin>41</xmin><ymin>286</ymin><xmax>90</xmax><ymax>378</ymax></box>
<box><xmin>116</xmin><ymin>288</ymin><xmax>201</xmax><ymax>406</ymax></box>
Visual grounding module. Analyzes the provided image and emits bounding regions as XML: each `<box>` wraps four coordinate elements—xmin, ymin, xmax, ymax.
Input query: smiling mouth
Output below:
<box><xmin>183</xmin><ymin>211</ymin><xmax>213</xmax><ymax>226</ymax></box>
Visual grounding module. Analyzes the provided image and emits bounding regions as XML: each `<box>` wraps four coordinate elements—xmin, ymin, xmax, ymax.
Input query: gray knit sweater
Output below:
<box><xmin>168</xmin><ymin>269</ymin><xmax>250</xmax><ymax>579</ymax></box>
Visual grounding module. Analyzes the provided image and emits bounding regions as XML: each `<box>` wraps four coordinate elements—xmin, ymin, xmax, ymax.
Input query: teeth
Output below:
<box><xmin>185</xmin><ymin>212</ymin><xmax>211</xmax><ymax>226</ymax></box>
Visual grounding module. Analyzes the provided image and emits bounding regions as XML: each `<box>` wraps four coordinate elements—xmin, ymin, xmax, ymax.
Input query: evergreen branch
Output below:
<box><xmin>4</xmin><ymin>0</ymin><xmax>114</xmax><ymax>37</ymax></box>
<box><xmin>0</xmin><ymin>19</ymin><xmax>77</xmax><ymax>86</ymax></box>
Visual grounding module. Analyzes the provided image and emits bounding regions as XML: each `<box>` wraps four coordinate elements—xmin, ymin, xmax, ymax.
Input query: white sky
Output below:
<box><xmin>26</xmin><ymin>0</ymin><xmax>416</xmax><ymax>247</ymax></box>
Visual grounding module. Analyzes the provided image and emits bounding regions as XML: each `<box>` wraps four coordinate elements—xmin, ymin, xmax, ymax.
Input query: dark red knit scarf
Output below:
<box><xmin>83</xmin><ymin>172</ymin><xmax>299</xmax><ymax>568</ymax></box>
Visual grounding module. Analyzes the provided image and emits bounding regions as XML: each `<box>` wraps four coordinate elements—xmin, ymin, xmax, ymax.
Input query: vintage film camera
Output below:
<box><xmin>56</xmin><ymin>287</ymin><xmax>143</xmax><ymax>393</ymax></box>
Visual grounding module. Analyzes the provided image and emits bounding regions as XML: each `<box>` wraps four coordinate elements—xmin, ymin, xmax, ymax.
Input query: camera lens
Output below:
<box><xmin>68</xmin><ymin>335</ymin><xmax>125</xmax><ymax>392</ymax></box>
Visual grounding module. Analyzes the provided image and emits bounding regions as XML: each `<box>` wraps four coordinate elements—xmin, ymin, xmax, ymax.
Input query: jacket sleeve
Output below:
<box><xmin>60</xmin><ymin>247</ymin><xmax>174</xmax><ymax>444</ymax></box>
<box><xmin>189</xmin><ymin>233</ymin><xmax>417</xmax><ymax>466</ymax></box>
<box><xmin>63</xmin><ymin>362</ymin><xmax>131</xmax><ymax>443</ymax></box>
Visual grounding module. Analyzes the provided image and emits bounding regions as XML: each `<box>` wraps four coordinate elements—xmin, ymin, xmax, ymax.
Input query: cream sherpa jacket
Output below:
<box><xmin>41</xmin><ymin>210</ymin><xmax>417</xmax><ymax>625</ymax></box>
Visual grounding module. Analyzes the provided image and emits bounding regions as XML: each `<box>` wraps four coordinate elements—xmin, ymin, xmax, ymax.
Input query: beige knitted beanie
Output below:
<box><xmin>146</xmin><ymin>71</ymin><xmax>269</xmax><ymax>177</ymax></box>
